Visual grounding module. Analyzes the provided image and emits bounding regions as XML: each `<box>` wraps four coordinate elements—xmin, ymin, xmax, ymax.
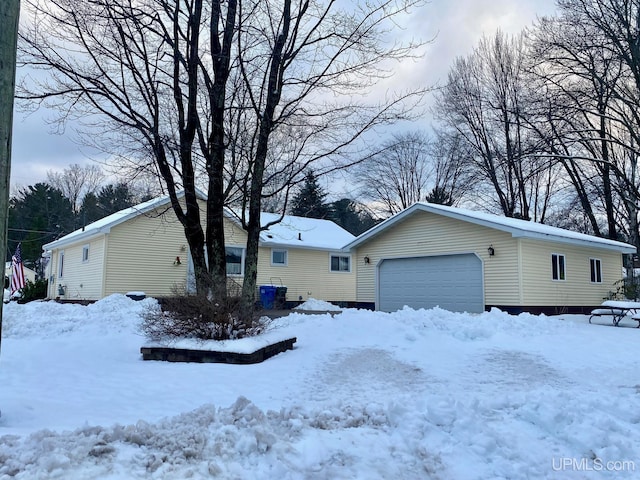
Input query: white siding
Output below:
<box><xmin>46</xmin><ymin>201</ymin><xmax>355</xmax><ymax>303</ymax></box>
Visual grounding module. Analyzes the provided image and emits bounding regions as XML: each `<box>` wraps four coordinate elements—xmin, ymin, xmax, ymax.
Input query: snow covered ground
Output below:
<box><xmin>0</xmin><ymin>295</ymin><xmax>639</xmax><ymax>479</ymax></box>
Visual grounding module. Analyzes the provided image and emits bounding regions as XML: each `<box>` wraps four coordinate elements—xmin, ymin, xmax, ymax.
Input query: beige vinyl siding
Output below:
<box><xmin>45</xmin><ymin>200</ymin><xmax>354</xmax><ymax>302</ymax></box>
<box><xmin>256</xmin><ymin>247</ymin><xmax>356</xmax><ymax>302</ymax></box>
<box><xmin>519</xmin><ymin>239</ymin><xmax>623</xmax><ymax>306</ymax></box>
<box><xmin>48</xmin><ymin>236</ymin><xmax>106</xmax><ymax>300</ymax></box>
<box><xmin>353</xmin><ymin>211</ymin><xmax>521</xmax><ymax>306</ymax></box>
<box><xmin>104</xmin><ymin>208</ymin><xmax>190</xmax><ymax>297</ymax></box>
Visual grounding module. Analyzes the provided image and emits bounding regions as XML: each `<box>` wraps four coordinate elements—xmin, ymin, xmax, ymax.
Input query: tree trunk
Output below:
<box><xmin>202</xmin><ymin>0</ymin><xmax>238</xmax><ymax>301</ymax></box>
<box><xmin>240</xmin><ymin>0</ymin><xmax>291</xmax><ymax>320</ymax></box>
<box><xmin>599</xmin><ymin>113</ymin><xmax>617</xmax><ymax>240</ymax></box>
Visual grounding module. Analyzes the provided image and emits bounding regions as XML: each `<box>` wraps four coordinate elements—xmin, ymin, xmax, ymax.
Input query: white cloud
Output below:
<box><xmin>10</xmin><ymin>0</ymin><xmax>559</xmax><ymax>189</ymax></box>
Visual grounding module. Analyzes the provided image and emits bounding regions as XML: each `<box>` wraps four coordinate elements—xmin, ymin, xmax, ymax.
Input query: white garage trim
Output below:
<box><xmin>375</xmin><ymin>252</ymin><xmax>485</xmax><ymax>313</ymax></box>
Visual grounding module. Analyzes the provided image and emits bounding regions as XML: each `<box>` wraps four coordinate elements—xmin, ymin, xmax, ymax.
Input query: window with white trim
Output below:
<box><xmin>82</xmin><ymin>245</ymin><xmax>90</xmax><ymax>263</ymax></box>
<box><xmin>552</xmin><ymin>253</ymin><xmax>566</xmax><ymax>281</ymax></box>
<box><xmin>330</xmin><ymin>254</ymin><xmax>351</xmax><ymax>272</ymax></box>
<box><xmin>58</xmin><ymin>251</ymin><xmax>65</xmax><ymax>278</ymax></box>
<box><xmin>226</xmin><ymin>246</ymin><xmax>244</xmax><ymax>276</ymax></box>
<box><xmin>271</xmin><ymin>249</ymin><xmax>288</xmax><ymax>266</ymax></box>
<box><xmin>590</xmin><ymin>258</ymin><xmax>602</xmax><ymax>283</ymax></box>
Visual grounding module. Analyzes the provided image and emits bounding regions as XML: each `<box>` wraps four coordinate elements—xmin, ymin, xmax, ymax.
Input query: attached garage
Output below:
<box><xmin>378</xmin><ymin>254</ymin><xmax>484</xmax><ymax>313</ymax></box>
<box><xmin>345</xmin><ymin>202</ymin><xmax>636</xmax><ymax>314</ymax></box>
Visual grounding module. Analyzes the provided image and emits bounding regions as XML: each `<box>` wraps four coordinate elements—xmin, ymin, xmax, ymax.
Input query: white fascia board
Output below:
<box><xmin>343</xmin><ymin>202</ymin><xmax>637</xmax><ymax>254</ymax></box>
<box><xmin>509</xmin><ymin>230</ymin><xmax>637</xmax><ymax>253</ymax></box>
<box><xmin>259</xmin><ymin>241</ymin><xmax>343</xmax><ymax>252</ymax></box>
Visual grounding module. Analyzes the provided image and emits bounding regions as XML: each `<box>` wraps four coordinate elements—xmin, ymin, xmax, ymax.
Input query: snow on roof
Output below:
<box><xmin>345</xmin><ymin>202</ymin><xmax>637</xmax><ymax>253</ymax></box>
<box><xmin>258</xmin><ymin>212</ymin><xmax>354</xmax><ymax>250</ymax></box>
<box><xmin>43</xmin><ymin>191</ymin><xmax>185</xmax><ymax>251</ymax></box>
<box><xmin>44</xmin><ymin>191</ymin><xmax>353</xmax><ymax>252</ymax></box>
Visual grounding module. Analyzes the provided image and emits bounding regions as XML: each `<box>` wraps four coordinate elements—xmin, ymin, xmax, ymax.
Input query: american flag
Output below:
<box><xmin>10</xmin><ymin>244</ymin><xmax>25</xmax><ymax>294</ymax></box>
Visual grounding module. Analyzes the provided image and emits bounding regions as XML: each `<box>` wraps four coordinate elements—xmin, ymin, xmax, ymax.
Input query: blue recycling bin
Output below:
<box><xmin>259</xmin><ymin>285</ymin><xmax>277</xmax><ymax>309</ymax></box>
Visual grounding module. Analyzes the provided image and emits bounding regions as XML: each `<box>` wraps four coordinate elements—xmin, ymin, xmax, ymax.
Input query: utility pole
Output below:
<box><xmin>0</xmin><ymin>0</ymin><xmax>21</xmax><ymax>384</ymax></box>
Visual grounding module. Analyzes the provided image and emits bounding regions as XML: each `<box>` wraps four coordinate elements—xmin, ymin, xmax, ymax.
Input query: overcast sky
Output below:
<box><xmin>10</xmin><ymin>0</ymin><xmax>558</xmax><ymax>191</ymax></box>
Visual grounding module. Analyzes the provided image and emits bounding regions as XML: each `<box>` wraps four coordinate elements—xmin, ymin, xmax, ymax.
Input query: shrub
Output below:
<box><xmin>17</xmin><ymin>279</ymin><xmax>48</xmax><ymax>304</ymax></box>
<box><xmin>606</xmin><ymin>278</ymin><xmax>640</xmax><ymax>301</ymax></box>
<box><xmin>141</xmin><ymin>281</ymin><xmax>268</xmax><ymax>342</ymax></box>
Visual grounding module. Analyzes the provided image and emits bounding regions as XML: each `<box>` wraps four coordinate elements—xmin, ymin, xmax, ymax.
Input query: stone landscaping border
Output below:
<box><xmin>140</xmin><ymin>337</ymin><xmax>297</xmax><ymax>364</ymax></box>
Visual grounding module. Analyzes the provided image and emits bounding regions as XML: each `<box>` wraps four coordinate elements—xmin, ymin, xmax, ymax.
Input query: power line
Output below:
<box><xmin>8</xmin><ymin>227</ymin><xmax>61</xmax><ymax>235</ymax></box>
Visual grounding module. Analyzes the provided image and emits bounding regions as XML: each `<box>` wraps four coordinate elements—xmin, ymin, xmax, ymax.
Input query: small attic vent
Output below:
<box><xmin>298</xmin><ymin>232</ymin><xmax>302</xmax><ymax>241</ymax></box>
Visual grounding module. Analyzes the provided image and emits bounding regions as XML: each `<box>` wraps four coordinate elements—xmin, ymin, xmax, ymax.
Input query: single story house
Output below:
<box><xmin>43</xmin><ymin>191</ymin><xmax>356</xmax><ymax>304</ymax></box>
<box><xmin>5</xmin><ymin>262</ymin><xmax>37</xmax><ymax>285</ymax></box>
<box><xmin>343</xmin><ymin>202</ymin><xmax>637</xmax><ymax>314</ymax></box>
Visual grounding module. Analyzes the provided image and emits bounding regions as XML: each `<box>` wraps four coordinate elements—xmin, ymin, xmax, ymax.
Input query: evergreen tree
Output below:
<box><xmin>78</xmin><ymin>192</ymin><xmax>103</xmax><ymax>227</ymax></box>
<box><xmin>8</xmin><ymin>183</ymin><xmax>75</xmax><ymax>273</ymax></box>
<box><xmin>96</xmin><ymin>183</ymin><xmax>134</xmax><ymax>216</ymax></box>
<box><xmin>78</xmin><ymin>183</ymin><xmax>135</xmax><ymax>228</ymax></box>
<box><xmin>330</xmin><ymin>198</ymin><xmax>379</xmax><ymax>236</ymax></box>
<box><xmin>425</xmin><ymin>185</ymin><xmax>454</xmax><ymax>206</ymax></box>
<box><xmin>290</xmin><ymin>171</ymin><xmax>330</xmax><ymax>219</ymax></box>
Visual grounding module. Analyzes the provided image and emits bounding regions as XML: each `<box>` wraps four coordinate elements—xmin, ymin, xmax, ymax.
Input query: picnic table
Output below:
<box><xmin>589</xmin><ymin>300</ymin><xmax>640</xmax><ymax>327</ymax></box>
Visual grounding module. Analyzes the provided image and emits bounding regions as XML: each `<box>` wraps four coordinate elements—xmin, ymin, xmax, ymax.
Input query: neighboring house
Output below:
<box><xmin>343</xmin><ymin>202</ymin><xmax>637</xmax><ymax>314</ymax></box>
<box><xmin>43</xmin><ymin>191</ymin><xmax>356</xmax><ymax>304</ymax></box>
<box><xmin>4</xmin><ymin>262</ymin><xmax>37</xmax><ymax>286</ymax></box>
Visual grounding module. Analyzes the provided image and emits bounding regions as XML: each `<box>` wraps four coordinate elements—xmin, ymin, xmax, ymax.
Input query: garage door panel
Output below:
<box><xmin>378</xmin><ymin>254</ymin><xmax>483</xmax><ymax>313</ymax></box>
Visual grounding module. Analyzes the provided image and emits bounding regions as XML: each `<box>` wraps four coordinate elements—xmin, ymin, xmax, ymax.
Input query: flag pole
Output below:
<box><xmin>0</xmin><ymin>0</ymin><xmax>21</xmax><ymax>410</ymax></box>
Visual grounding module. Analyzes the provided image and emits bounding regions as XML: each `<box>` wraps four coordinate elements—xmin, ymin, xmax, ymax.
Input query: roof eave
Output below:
<box><xmin>42</xmin><ymin>190</ymin><xmax>196</xmax><ymax>252</ymax></box>
<box><xmin>259</xmin><ymin>240</ymin><xmax>349</xmax><ymax>252</ymax></box>
<box><xmin>511</xmin><ymin>231</ymin><xmax>637</xmax><ymax>253</ymax></box>
<box><xmin>43</xmin><ymin>228</ymin><xmax>109</xmax><ymax>250</ymax></box>
<box><xmin>344</xmin><ymin>203</ymin><xmax>637</xmax><ymax>254</ymax></box>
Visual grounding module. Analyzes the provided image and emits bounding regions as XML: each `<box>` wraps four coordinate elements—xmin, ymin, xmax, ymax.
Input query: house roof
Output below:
<box><xmin>43</xmin><ymin>190</ymin><xmax>198</xmax><ymax>251</ymax></box>
<box><xmin>343</xmin><ymin>202</ymin><xmax>637</xmax><ymax>254</ymax></box>
<box><xmin>257</xmin><ymin>212</ymin><xmax>355</xmax><ymax>251</ymax></box>
<box><xmin>43</xmin><ymin>191</ymin><xmax>354</xmax><ymax>252</ymax></box>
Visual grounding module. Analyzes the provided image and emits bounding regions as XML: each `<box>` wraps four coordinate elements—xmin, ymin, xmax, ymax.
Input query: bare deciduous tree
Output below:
<box><xmin>19</xmin><ymin>0</ymin><xmax>428</xmax><ymax>320</ymax></box>
<box><xmin>527</xmin><ymin>0</ymin><xmax>640</xmax><ymax>246</ymax></box>
<box><xmin>46</xmin><ymin>163</ymin><xmax>104</xmax><ymax>215</ymax></box>
<box><xmin>435</xmin><ymin>30</ymin><xmax>556</xmax><ymax>221</ymax></box>
<box><xmin>19</xmin><ymin>0</ymin><xmax>231</xmax><ymax>300</ymax></box>
<box><xmin>358</xmin><ymin>131</ymin><xmax>433</xmax><ymax>215</ymax></box>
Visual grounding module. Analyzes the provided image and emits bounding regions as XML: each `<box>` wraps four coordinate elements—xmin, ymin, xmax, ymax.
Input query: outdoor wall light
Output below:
<box><xmin>488</xmin><ymin>245</ymin><xmax>495</xmax><ymax>256</ymax></box>
<box><xmin>364</xmin><ymin>256</ymin><xmax>370</xmax><ymax>264</ymax></box>
<box><xmin>174</xmin><ymin>256</ymin><xmax>182</xmax><ymax>265</ymax></box>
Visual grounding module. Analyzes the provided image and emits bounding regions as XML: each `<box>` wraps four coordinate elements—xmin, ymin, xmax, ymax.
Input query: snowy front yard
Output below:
<box><xmin>1</xmin><ymin>295</ymin><xmax>639</xmax><ymax>479</ymax></box>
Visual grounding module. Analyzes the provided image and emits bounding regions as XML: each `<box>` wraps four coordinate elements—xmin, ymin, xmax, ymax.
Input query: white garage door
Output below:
<box><xmin>378</xmin><ymin>254</ymin><xmax>484</xmax><ymax>313</ymax></box>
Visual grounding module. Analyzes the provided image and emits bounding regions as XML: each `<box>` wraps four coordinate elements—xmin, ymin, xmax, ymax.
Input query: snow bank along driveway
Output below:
<box><xmin>0</xmin><ymin>295</ymin><xmax>639</xmax><ymax>479</ymax></box>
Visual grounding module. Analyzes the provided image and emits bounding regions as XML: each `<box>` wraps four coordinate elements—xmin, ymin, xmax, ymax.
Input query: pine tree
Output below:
<box><xmin>425</xmin><ymin>185</ymin><xmax>454</xmax><ymax>206</ymax></box>
<box><xmin>97</xmin><ymin>183</ymin><xmax>134</xmax><ymax>215</ymax></box>
<box><xmin>290</xmin><ymin>171</ymin><xmax>330</xmax><ymax>219</ymax></box>
<box><xmin>330</xmin><ymin>198</ymin><xmax>379</xmax><ymax>235</ymax></box>
<box><xmin>8</xmin><ymin>183</ymin><xmax>75</xmax><ymax>271</ymax></box>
